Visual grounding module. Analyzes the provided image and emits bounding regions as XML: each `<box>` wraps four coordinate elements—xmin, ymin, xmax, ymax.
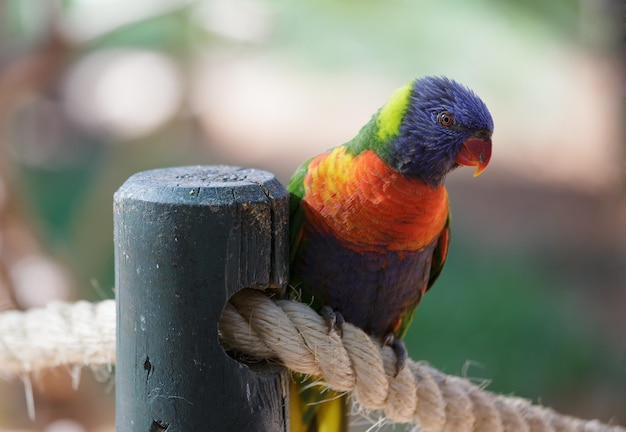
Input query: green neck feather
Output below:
<box><xmin>346</xmin><ymin>82</ymin><xmax>413</xmax><ymax>160</ymax></box>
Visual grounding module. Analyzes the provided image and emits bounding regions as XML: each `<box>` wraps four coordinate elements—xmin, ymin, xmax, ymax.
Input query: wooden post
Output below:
<box><xmin>114</xmin><ymin>166</ymin><xmax>289</xmax><ymax>431</ymax></box>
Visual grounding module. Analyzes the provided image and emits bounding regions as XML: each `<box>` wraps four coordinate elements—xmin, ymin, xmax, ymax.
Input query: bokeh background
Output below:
<box><xmin>0</xmin><ymin>0</ymin><xmax>623</xmax><ymax>430</ymax></box>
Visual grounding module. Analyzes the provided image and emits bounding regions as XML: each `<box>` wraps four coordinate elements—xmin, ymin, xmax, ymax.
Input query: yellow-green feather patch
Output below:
<box><xmin>376</xmin><ymin>82</ymin><xmax>412</xmax><ymax>141</ymax></box>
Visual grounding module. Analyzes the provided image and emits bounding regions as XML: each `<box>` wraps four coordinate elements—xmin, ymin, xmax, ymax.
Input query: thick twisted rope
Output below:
<box><xmin>222</xmin><ymin>290</ymin><xmax>624</xmax><ymax>432</ymax></box>
<box><xmin>0</xmin><ymin>300</ymin><xmax>115</xmax><ymax>376</ymax></box>
<box><xmin>0</xmin><ymin>292</ymin><xmax>623</xmax><ymax>432</ymax></box>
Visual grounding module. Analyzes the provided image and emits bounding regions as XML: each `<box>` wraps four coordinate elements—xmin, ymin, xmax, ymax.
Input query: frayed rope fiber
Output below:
<box><xmin>0</xmin><ymin>291</ymin><xmax>623</xmax><ymax>432</ymax></box>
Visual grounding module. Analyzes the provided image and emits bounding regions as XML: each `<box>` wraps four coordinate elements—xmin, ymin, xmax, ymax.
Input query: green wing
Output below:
<box><xmin>427</xmin><ymin>210</ymin><xmax>451</xmax><ymax>291</ymax></box>
<box><xmin>287</xmin><ymin>157</ymin><xmax>312</xmax><ymax>266</ymax></box>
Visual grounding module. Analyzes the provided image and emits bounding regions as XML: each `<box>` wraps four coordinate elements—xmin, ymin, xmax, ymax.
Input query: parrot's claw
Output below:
<box><xmin>320</xmin><ymin>305</ymin><xmax>345</xmax><ymax>337</ymax></box>
<box><xmin>383</xmin><ymin>333</ymin><xmax>407</xmax><ymax>377</ymax></box>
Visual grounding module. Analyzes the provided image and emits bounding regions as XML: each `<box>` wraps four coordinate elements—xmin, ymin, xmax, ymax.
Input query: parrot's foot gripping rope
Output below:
<box><xmin>0</xmin><ymin>292</ymin><xmax>623</xmax><ymax>432</ymax></box>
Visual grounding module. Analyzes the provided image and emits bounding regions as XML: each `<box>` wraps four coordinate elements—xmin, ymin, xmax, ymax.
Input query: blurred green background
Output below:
<box><xmin>0</xmin><ymin>0</ymin><xmax>623</xmax><ymax>430</ymax></box>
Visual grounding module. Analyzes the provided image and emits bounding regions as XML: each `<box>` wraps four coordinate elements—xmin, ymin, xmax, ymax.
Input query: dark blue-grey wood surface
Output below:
<box><xmin>114</xmin><ymin>166</ymin><xmax>289</xmax><ymax>431</ymax></box>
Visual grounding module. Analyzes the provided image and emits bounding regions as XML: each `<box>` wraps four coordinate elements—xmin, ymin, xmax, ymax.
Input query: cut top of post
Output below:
<box><xmin>114</xmin><ymin>165</ymin><xmax>290</xmax><ymax>291</ymax></box>
<box><xmin>115</xmin><ymin>165</ymin><xmax>286</xmax><ymax>206</ymax></box>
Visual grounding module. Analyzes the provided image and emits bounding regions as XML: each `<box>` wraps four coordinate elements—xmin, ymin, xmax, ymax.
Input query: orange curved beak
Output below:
<box><xmin>455</xmin><ymin>135</ymin><xmax>492</xmax><ymax>177</ymax></box>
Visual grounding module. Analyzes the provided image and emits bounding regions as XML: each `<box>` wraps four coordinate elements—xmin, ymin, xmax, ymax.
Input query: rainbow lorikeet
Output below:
<box><xmin>287</xmin><ymin>76</ymin><xmax>493</xmax><ymax>432</ymax></box>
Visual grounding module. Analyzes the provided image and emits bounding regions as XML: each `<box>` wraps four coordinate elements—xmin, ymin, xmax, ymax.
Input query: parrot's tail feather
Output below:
<box><xmin>290</xmin><ymin>375</ymin><xmax>349</xmax><ymax>432</ymax></box>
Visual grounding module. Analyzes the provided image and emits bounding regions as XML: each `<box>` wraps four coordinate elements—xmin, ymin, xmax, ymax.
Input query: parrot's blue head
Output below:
<box><xmin>388</xmin><ymin>76</ymin><xmax>494</xmax><ymax>187</ymax></box>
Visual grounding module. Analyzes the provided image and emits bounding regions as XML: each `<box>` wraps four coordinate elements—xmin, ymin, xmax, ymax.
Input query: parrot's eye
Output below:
<box><xmin>437</xmin><ymin>112</ymin><xmax>454</xmax><ymax>127</ymax></box>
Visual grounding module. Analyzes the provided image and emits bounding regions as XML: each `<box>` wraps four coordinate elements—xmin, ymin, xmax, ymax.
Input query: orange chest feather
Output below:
<box><xmin>302</xmin><ymin>147</ymin><xmax>449</xmax><ymax>252</ymax></box>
